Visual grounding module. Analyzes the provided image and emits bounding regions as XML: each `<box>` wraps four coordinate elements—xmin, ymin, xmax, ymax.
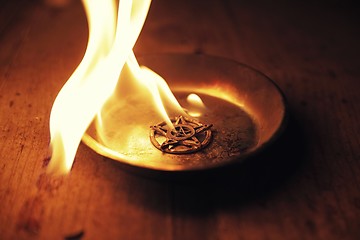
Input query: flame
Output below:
<box><xmin>48</xmin><ymin>0</ymin><xmax>186</xmax><ymax>174</ymax></box>
<box><xmin>186</xmin><ymin>93</ymin><xmax>206</xmax><ymax>117</ymax></box>
<box><xmin>176</xmin><ymin>83</ymin><xmax>245</xmax><ymax>108</ymax></box>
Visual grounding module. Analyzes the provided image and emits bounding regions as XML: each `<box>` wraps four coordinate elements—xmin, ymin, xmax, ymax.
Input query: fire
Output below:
<box><xmin>186</xmin><ymin>93</ymin><xmax>206</xmax><ymax>117</ymax></box>
<box><xmin>48</xmin><ymin>0</ymin><xmax>186</xmax><ymax>174</ymax></box>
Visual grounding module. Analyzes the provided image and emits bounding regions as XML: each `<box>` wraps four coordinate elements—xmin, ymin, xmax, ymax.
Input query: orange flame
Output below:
<box><xmin>186</xmin><ymin>93</ymin><xmax>206</xmax><ymax>117</ymax></box>
<box><xmin>48</xmin><ymin>0</ymin><xmax>186</xmax><ymax>174</ymax></box>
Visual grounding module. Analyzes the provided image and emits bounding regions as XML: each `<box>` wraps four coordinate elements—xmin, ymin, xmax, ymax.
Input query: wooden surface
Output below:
<box><xmin>1</xmin><ymin>0</ymin><xmax>360</xmax><ymax>239</ymax></box>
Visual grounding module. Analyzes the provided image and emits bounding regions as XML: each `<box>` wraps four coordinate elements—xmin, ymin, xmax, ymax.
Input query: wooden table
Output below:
<box><xmin>1</xmin><ymin>0</ymin><xmax>359</xmax><ymax>239</ymax></box>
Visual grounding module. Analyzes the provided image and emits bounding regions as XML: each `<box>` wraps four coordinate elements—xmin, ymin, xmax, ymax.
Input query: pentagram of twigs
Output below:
<box><xmin>150</xmin><ymin>116</ymin><xmax>213</xmax><ymax>154</ymax></box>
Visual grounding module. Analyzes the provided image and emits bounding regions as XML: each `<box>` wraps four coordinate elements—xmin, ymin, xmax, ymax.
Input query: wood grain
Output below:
<box><xmin>0</xmin><ymin>0</ymin><xmax>359</xmax><ymax>239</ymax></box>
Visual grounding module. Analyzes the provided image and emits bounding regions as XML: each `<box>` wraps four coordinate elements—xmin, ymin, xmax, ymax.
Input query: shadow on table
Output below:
<box><xmin>167</xmin><ymin>112</ymin><xmax>308</xmax><ymax>213</ymax></box>
<box><xmin>106</xmin><ymin>111</ymin><xmax>308</xmax><ymax>215</ymax></box>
